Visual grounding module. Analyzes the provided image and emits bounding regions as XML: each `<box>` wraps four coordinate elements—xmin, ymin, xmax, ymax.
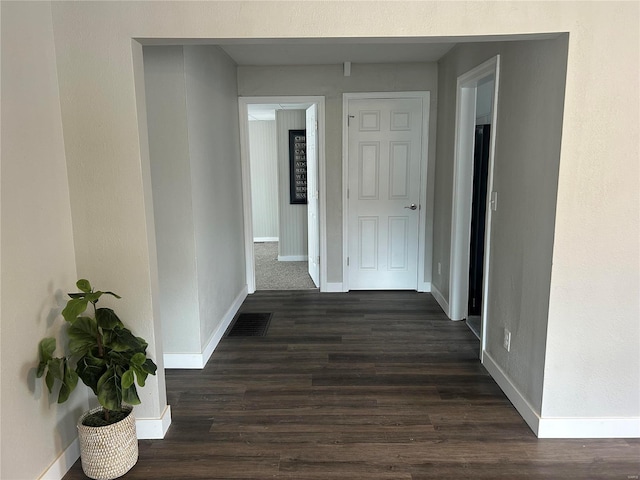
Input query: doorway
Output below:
<box><xmin>449</xmin><ymin>56</ymin><xmax>500</xmax><ymax>354</ymax></box>
<box><xmin>343</xmin><ymin>92</ymin><xmax>430</xmax><ymax>291</ymax></box>
<box><xmin>239</xmin><ymin>96</ymin><xmax>327</xmax><ymax>293</ymax></box>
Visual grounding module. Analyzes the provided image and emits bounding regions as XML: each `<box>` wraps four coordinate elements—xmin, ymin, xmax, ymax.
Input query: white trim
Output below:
<box><xmin>239</xmin><ymin>96</ymin><xmax>327</xmax><ymax>295</ymax></box>
<box><xmin>201</xmin><ymin>285</ymin><xmax>248</xmax><ymax>362</ymax></box>
<box><xmin>480</xmin><ymin>58</ymin><xmax>501</xmax><ymax>359</ymax></box>
<box><xmin>163</xmin><ymin>352</ymin><xmax>203</xmax><ymax>369</ymax></box>
<box><xmin>254</xmin><ymin>237</ymin><xmax>278</xmax><ymax>242</ymax></box>
<box><xmin>484</xmin><ymin>351</ymin><xmax>640</xmax><ymax>438</ymax></box>
<box><xmin>342</xmin><ymin>91</ymin><xmax>431</xmax><ymax>292</ymax></box>
<box><xmin>537</xmin><ymin>417</ymin><xmax>640</xmax><ymax>439</ymax></box>
<box><xmin>238</xmin><ymin>99</ymin><xmax>256</xmax><ymax>293</ymax></box>
<box><xmin>38</xmin><ymin>438</ymin><xmax>80</xmax><ymax>480</ymax></box>
<box><xmin>449</xmin><ymin>56</ymin><xmax>500</xmax><ymax>324</ymax></box>
<box><xmin>277</xmin><ymin>254</ymin><xmax>306</xmax><ymax>262</ymax></box>
<box><xmin>430</xmin><ymin>283</ymin><xmax>450</xmax><ymax>317</ymax></box>
<box><xmin>417</xmin><ymin>281</ymin><xmax>431</xmax><ymax>293</ymax></box>
<box><xmin>136</xmin><ymin>404</ymin><xmax>172</xmax><ymax>439</ymax></box>
<box><xmin>482</xmin><ymin>350</ymin><xmax>540</xmax><ymax>435</ymax></box>
<box><xmin>324</xmin><ymin>282</ymin><xmax>346</xmax><ymax>293</ymax></box>
<box><xmin>163</xmin><ymin>285</ymin><xmax>248</xmax><ymax>369</ymax></box>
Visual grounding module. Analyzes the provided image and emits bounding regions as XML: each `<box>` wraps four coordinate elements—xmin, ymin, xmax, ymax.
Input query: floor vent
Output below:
<box><xmin>226</xmin><ymin>312</ymin><xmax>272</xmax><ymax>337</ymax></box>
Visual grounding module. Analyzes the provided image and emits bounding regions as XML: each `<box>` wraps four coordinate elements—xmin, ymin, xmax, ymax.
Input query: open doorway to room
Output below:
<box><xmin>239</xmin><ymin>97</ymin><xmax>326</xmax><ymax>293</ymax></box>
<box><xmin>449</xmin><ymin>56</ymin><xmax>500</xmax><ymax>352</ymax></box>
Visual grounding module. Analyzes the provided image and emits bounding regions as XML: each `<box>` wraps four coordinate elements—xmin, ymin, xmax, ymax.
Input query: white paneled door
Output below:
<box><xmin>347</xmin><ymin>97</ymin><xmax>423</xmax><ymax>289</ymax></box>
<box><xmin>306</xmin><ymin>104</ymin><xmax>320</xmax><ymax>287</ymax></box>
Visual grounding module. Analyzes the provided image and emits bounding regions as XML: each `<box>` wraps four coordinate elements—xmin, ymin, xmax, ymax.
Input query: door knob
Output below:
<box><xmin>404</xmin><ymin>204</ymin><xmax>417</xmax><ymax>210</ymax></box>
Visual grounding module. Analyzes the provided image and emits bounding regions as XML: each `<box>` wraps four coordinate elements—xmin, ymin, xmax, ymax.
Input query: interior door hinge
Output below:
<box><xmin>347</xmin><ymin>257</ymin><xmax>350</xmax><ymax>266</ymax></box>
<box><xmin>347</xmin><ymin>188</ymin><xmax>350</xmax><ymax>199</ymax></box>
<box><xmin>347</xmin><ymin>114</ymin><xmax>355</xmax><ymax>126</ymax></box>
<box><xmin>317</xmin><ymin>256</ymin><xmax>320</xmax><ymax>265</ymax></box>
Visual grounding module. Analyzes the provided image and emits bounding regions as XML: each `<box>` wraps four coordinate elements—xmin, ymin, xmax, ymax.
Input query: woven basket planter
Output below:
<box><xmin>77</xmin><ymin>405</ymin><xmax>138</xmax><ymax>480</ymax></box>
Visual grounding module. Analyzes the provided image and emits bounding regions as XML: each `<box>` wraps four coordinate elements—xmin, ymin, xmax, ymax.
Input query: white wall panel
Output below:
<box><xmin>276</xmin><ymin>110</ymin><xmax>308</xmax><ymax>259</ymax></box>
<box><xmin>248</xmin><ymin>121</ymin><xmax>278</xmax><ymax>240</ymax></box>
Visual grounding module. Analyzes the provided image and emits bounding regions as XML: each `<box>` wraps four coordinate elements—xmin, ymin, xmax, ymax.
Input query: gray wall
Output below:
<box><xmin>276</xmin><ymin>110</ymin><xmax>308</xmax><ymax>259</ymax></box>
<box><xmin>144</xmin><ymin>46</ymin><xmax>200</xmax><ymax>353</ymax></box>
<box><xmin>249</xmin><ymin>121</ymin><xmax>279</xmax><ymax>240</ymax></box>
<box><xmin>238</xmin><ymin>63</ymin><xmax>438</xmax><ymax>284</ymax></box>
<box><xmin>183</xmin><ymin>46</ymin><xmax>246</xmax><ymax>346</ymax></box>
<box><xmin>432</xmin><ymin>37</ymin><xmax>569</xmax><ymax>412</ymax></box>
<box><xmin>144</xmin><ymin>45</ymin><xmax>245</xmax><ymax>355</ymax></box>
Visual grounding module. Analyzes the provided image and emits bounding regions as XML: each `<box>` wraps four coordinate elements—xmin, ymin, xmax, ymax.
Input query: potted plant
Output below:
<box><xmin>37</xmin><ymin>279</ymin><xmax>157</xmax><ymax>480</ymax></box>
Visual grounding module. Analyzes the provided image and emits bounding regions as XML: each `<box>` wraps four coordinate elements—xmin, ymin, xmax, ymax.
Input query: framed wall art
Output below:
<box><xmin>288</xmin><ymin>129</ymin><xmax>307</xmax><ymax>204</ymax></box>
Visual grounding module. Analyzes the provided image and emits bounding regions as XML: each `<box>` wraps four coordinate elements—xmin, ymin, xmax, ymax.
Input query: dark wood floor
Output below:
<box><xmin>64</xmin><ymin>291</ymin><xmax>640</xmax><ymax>479</ymax></box>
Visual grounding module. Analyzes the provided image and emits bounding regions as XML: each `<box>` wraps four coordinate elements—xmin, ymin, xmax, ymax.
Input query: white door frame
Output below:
<box><xmin>449</xmin><ymin>56</ymin><xmax>500</xmax><ymax>356</ymax></box>
<box><xmin>342</xmin><ymin>91</ymin><xmax>430</xmax><ymax>292</ymax></box>
<box><xmin>238</xmin><ymin>96</ymin><xmax>327</xmax><ymax>293</ymax></box>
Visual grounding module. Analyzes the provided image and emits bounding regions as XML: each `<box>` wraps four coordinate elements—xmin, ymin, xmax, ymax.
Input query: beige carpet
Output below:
<box><xmin>254</xmin><ymin>242</ymin><xmax>317</xmax><ymax>290</ymax></box>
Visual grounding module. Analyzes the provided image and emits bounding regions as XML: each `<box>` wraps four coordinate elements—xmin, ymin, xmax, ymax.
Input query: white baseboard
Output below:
<box><xmin>482</xmin><ymin>350</ymin><xmax>541</xmax><ymax>436</ymax></box>
<box><xmin>483</xmin><ymin>352</ymin><xmax>640</xmax><ymax>438</ymax></box>
<box><xmin>136</xmin><ymin>404</ymin><xmax>172</xmax><ymax>439</ymax></box>
<box><xmin>418</xmin><ymin>281</ymin><xmax>431</xmax><ymax>293</ymax></box>
<box><xmin>163</xmin><ymin>352</ymin><xmax>205</xmax><ymax>369</ymax></box>
<box><xmin>38</xmin><ymin>438</ymin><xmax>80</xmax><ymax>480</ymax></box>
<box><xmin>430</xmin><ymin>283</ymin><xmax>449</xmax><ymax>317</ymax></box>
<box><xmin>323</xmin><ymin>282</ymin><xmax>345</xmax><ymax>292</ymax></box>
<box><xmin>537</xmin><ymin>417</ymin><xmax>640</xmax><ymax>438</ymax></box>
<box><xmin>254</xmin><ymin>237</ymin><xmax>278</xmax><ymax>242</ymax></box>
<box><xmin>278</xmin><ymin>254</ymin><xmax>306</xmax><ymax>261</ymax></box>
<box><xmin>163</xmin><ymin>285</ymin><xmax>248</xmax><ymax>369</ymax></box>
<box><xmin>201</xmin><ymin>285</ymin><xmax>248</xmax><ymax>363</ymax></box>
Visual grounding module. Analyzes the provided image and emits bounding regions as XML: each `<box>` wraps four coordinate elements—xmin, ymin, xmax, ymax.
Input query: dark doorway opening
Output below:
<box><xmin>468</xmin><ymin>124</ymin><xmax>491</xmax><ymax>317</ymax></box>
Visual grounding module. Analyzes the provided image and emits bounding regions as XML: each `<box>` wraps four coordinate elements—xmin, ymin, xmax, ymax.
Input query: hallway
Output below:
<box><xmin>64</xmin><ymin>291</ymin><xmax>640</xmax><ymax>479</ymax></box>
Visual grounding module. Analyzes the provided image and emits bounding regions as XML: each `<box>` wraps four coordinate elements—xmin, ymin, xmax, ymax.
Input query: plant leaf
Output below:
<box><xmin>37</xmin><ymin>338</ymin><xmax>56</xmax><ymax>377</ymax></box>
<box><xmin>130</xmin><ymin>352</ymin><xmax>146</xmax><ymax>366</ymax></box>
<box><xmin>76</xmin><ymin>279</ymin><xmax>92</xmax><ymax>293</ymax></box>
<box><xmin>97</xmin><ymin>367</ymin><xmax>122</xmax><ymax>411</ymax></box>
<box><xmin>62</xmin><ymin>297</ymin><xmax>89</xmax><ymax>323</ymax></box>
<box><xmin>45</xmin><ymin>357</ymin><xmax>63</xmax><ymax>394</ymax></box>
<box><xmin>68</xmin><ymin>316</ymin><xmax>99</xmax><ymax>356</ymax></box>
<box><xmin>131</xmin><ymin>357</ymin><xmax>157</xmax><ymax>387</ymax></box>
<box><xmin>45</xmin><ymin>368</ymin><xmax>55</xmax><ymax>393</ymax></box>
<box><xmin>48</xmin><ymin>358</ymin><xmax>64</xmax><ymax>380</ymax></box>
<box><xmin>121</xmin><ymin>369</ymin><xmax>135</xmax><ymax>389</ymax></box>
<box><xmin>96</xmin><ymin>308</ymin><xmax>123</xmax><ymax>331</ymax></box>
<box><xmin>103</xmin><ymin>327</ymin><xmax>146</xmax><ymax>352</ymax></box>
<box><xmin>103</xmin><ymin>291</ymin><xmax>122</xmax><ymax>299</ymax></box>
<box><xmin>121</xmin><ymin>383</ymin><xmax>141</xmax><ymax>405</ymax></box>
<box><xmin>131</xmin><ymin>365</ymin><xmax>148</xmax><ymax>387</ymax></box>
<box><xmin>58</xmin><ymin>360</ymin><xmax>79</xmax><ymax>403</ymax></box>
<box><xmin>76</xmin><ymin>353</ymin><xmax>107</xmax><ymax>395</ymax></box>
<box><xmin>142</xmin><ymin>358</ymin><xmax>158</xmax><ymax>376</ymax></box>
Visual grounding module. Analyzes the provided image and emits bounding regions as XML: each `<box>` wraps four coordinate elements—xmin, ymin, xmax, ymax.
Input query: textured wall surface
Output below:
<box><xmin>249</xmin><ymin>121</ymin><xmax>279</xmax><ymax>240</ymax></box>
<box><xmin>1</xmin><ymin>3</ymin><xmax>88</xmax><ymax>478</ymax></box>
<box><xmin>144</xmin><ymin>46</ymin><xmax>201</xmax><ymax>353</ymax></box>
<box><xmin>276</xmin><ymin>110</ymin><xmax>308</xmax><ymax>259</ymax></box>
<box><xmin>182</xmin><ymin>45</ymin><xmax>246</xmax><ymax>350</ymax></box>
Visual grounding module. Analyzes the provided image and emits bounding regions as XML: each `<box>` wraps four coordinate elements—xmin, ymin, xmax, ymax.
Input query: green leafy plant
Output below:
<box><xmin>37</xmin><ymin>279</ymin><xmax>157</xmax><ymax>425</ymax></box>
